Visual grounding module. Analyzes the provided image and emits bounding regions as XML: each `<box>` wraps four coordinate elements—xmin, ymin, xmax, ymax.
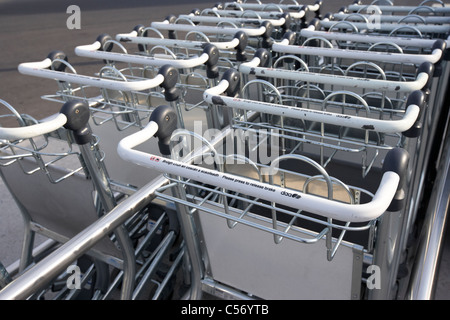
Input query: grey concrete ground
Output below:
<box><xmin>0</xmin><ymin>0</ymin><xmax>448</xmax><ymax>299</ymax></box>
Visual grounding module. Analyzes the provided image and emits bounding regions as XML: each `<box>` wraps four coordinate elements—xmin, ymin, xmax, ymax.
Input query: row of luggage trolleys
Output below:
<box><xmin>0</xmin><ymin>0</ymin><xmax>449</xmax><ymax>300</ymax></box>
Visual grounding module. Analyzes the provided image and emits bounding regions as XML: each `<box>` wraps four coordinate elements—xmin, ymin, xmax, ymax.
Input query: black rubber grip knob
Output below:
<box><xmin>133</xmin><ymin>25</ymin><xmax>151</xmax><ymax>52</ymax></box>
<box><xmin>149</xmin><ymin>105</ymin><xmax>178</xmax><ymax>155</ymax></box>
<box><xmin>254</xmin><ymin>48</ymin><xmax>270</xmax><ymax>67</ymax></box>
<box><xmin>165</xmin><ymin>14</ymin><xmax>177</xmax><ymax>39</ymax></box>
<box><xmin>261</xmin><ymin>21</ymin><xmax>274</xmax><ymax>48</ymax></box>
<box><xmin>432</xmin><ymin>39</ymin><xmax>449</xmax><ymax>63</ymax></box>
<box><xmin>234</xmin><ymin>31</ymin><xmax>248</xmax><ymax>53</ymax></box>
<box><xmin>283</xmin><ymin>31</ymin><xmax>297</xmax><ymax>45</ymax></box>
<box><xmin>133</xmin><ymin>24</ymin><xmax>146</xmax><ymax>36</ymax></box>
<box><xmin>314</xmin><ymin>0</ymin><xmax>323</xmax><ymax>18</ymax></box>
<box><xmin>324</xmin><ymin>12</ymin><xmax>334</xmax><ymax>20</ymax></box>
<box><xmin>203</xmin><ymin>44</ymin><xmax>220</xmax><ymax>67</ymax></box>
<box><xmin>158</xmin><ymin>65</ymin><xmax>178</xmax><ymax>89</ymax></box>
<box><xmin>47</xmin><ymin>50</ymin><xmax>68</xmax><ymax>72</ymax></box>
<box><xmin>222</xmin><ymin>68</ymin><xmax>240</xmax><ymax>97</ymax></box>
<box><xmin>299</xmin><ymin>5</ymin><xmax>309</xmax><ymax>29</ymax></box>
<box><xmin>432</xmin><ymin>39</ymin><xmax>446</xmax><ymax>52</ymax></box>
<box><xmin>60</xmin><ymin>100</ymin><xmax>92</xmax><ymax>145</ymax></box>
<box><xmin>417</xmin><ymin>61</ymin><xmax>435</xmax><ymax>89</ymax></box>
<box><xmin>165</xmin><ymin>15</ymin><xmax>177</xmax><ymax>24</ymax></box>
<box><xmin>261</xmin><ymin>21</ymin><xmax>274</xmax><ymax>37</ymax></box>
<box><xmin>280</xmin><ymin>12</ymin><xmax>292</xmax><ymax>30</ymax></box>
<box><xmin>233</xmin><ymin>31</ymin><xmax>248</xmax><ymax>62</ymax></box>
<box><xmin>308</xmin><ymin>18</ymin><xmax>321</xmax><ymax>30</ymax></box>
<box><xmin>158</xmin><ymin>65</ymin><xmax>180</xmax><ymax>102</ymax></box>
<box><xmin>382</xmin><ymin>147</ymin><xmax>410</xmax><ymax>212</ymax></box>
<box><xmin>202</xmin><ymin>44</ymin><xmax>220</xmax><ymax>79</ymax></box>
<box><xmin>96</xmin><ymin>34</ymin><xmax>113</xmax><ymax>52</ymax></box>
<box><xmin>403</xmin><ymin>90</ymin><xmax>426</xmax><ymax>138</ymax></box>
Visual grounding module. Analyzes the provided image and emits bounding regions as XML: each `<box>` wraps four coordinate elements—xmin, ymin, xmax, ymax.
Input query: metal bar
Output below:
<box><xmin>406</xmin><ymin>129</ymin><xmax>450</xmax><ymax>299</ymax></box>
<box><xmin>0</xmin><ymin>175</ymin><xmax>168</xmax><ymax>300</ymax></box>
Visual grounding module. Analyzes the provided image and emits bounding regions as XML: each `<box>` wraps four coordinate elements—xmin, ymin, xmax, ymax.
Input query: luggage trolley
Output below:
<box><xmin>179</xmin><ymin>1</ymin><xmax>314</xmax><ymax>43</ymax></box>
<box><xmin>140</xmin><ymin>23</ymin><xmax>437</xmax><ymax>297</ymax></box>
<box><xmin>174</xmin><ymin>9</ymin><xmax>292</xmax><ymax>42</ymax></box>
<box><xmin>0</xmin><ymin>100</ymin><xmax>180</xmax><ymax>300</ymax></box>
<box><xmin>271</xmin><ymin>31</ymin><xmax>448</xmax><ymax>163</ymax></box>
<box><xmin>8</xmin><ymin>35</ymin><xmax>233</xmax><ymax>298</ymax></box>
<box><xmin>7</xmin><ymin>14</ymin><xmax>258</xmax><ymax>299</ymax></box>
<box><xmin>221</xmin><ymin>0</ymin><xmax>323</xmax><ymax>21</ymax></box>
<box><xmin>113</xmin><ymin>26</ymin><xmax>251</xmax><ymax>130</ymax></box>
<box><xmin>233</xmin><ymin>44</ymin><xmax>442</xmax><ymax>296</ymax></box>
<box><xmin>16</xmin><ymin>51</ymin><xmax>187</xmax><ymax>191</ymax></box>
<box><xmin>113</xmin><ymin>32</ymin><xmax>430</xmax><ymax>298</ymax></box>
<box><xmin>111</xmin><ymin>16</ymin><xmax>286</xmax><ymax>132</ymax></box>
<box><xmin>320</xmin><ymin>0</ymin><xmax>450</xmax><ymax>298</ymax></box>
<box><xmin>298</xmin><ymin>15</ymin><xmax>450</xmax><ymax>152</ymax></box>
<box><xmin>299</xmin><ymin>0</ymin><xmax>450</xmax><ymax>248</ymax></box>
<box><xmin>116</xmin><ymin>84</ymin><xmax>412</xmax><ymax>299</ymax></box>
<box><xmin>115</xmin><ymin>25</ymin><xmax>250</xmax><ymax>69</ymax></box>
<box><xmin>307</xmin><ymin>2</ymin><xmax>450</xmax><ymax>124</ymax></box>
<box><xmin>201</xmin><ymin>3</ymin><xmax>308</xmax><ymax>34</ymax></box>
<box><xmin>74</xmin><ymin>34</ymin><xmax>228</xmax><ymax>130</ymax></box>
<box><xmin>149</xmin><ymin>14</ymin><xmax>276</xmax><ymax>51</ymax></box>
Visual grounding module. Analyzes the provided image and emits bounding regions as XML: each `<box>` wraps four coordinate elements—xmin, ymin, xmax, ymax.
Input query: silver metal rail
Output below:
<box><xmin>0</xmin><ymin>175</ymin><xmax>169</xmax><ymax>300</ymax></box>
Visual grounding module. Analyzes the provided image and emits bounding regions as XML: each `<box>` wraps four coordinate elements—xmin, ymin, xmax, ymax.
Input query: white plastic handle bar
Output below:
<box><xmin>75</xmin><ymin>40</ymin><xmax>210</xmax><ymax>69</ymax></box>
<box><xmin>203</xmin><ymin>79</ymin><xmax>420</xmax><ymax>134</ymax></box>
<box><xmin>272</xmin><ymin>41</ymin><xmax>443</xmax><ymax>64</ymax></box>
<box><xmin>333</xmin><ymin>12</ymin><xmax>450</xmax><ymax>24</ymax></box>
<box><xmin>18</xmin><ymin>58</ymin><xmax>165</xmax><ymax>91</ymax></box>
<box><xmin>117</xmin><ymin>120</ymin><xmax>400</xmax><ymax>223</ymax></box>
<box><xmin>347</xmin><ymin>4</ymin><xmax>450</xmax><ymax>14</ymax></box>
<box><xmin>116</xmin><ymin>30</ymin><xmax>241</xmax><ymax>50</ymax></box>
<box><xmin>319</xmin><ymin>19</ymin><xmax>450</xmax><ymax>34</ymax></box>
<box><xmin>212</xmin><ymin>8</ymin><xmax>306</xmax><ymax>19</ymax></box>
<box><xmin>176</xmin><ymin>14</ymin><xmax>286</xmax><ymax>27</ymax></box>
<box><xmin>150</xmin><ymin>20</ymin><xmax>267</xmax><ymax>37</ymax></box>
<box><xmin>300</xmin><ymin>25</ymin><xmax>450</xmax><ymax>48</ymax></box>
<box><xmin>223</xmin><ymin>2</ymin><xmax>320</xmax><ymax>12</ymax></box>
<box><xmin>239</xmin><ymin>56</ymin><xmax>430</xmax><ymax>92</ymax></box>
<box><xmin>0</xmin><ymin>113</ymin><xmax>67</xmax><ymax>141</ymax></box>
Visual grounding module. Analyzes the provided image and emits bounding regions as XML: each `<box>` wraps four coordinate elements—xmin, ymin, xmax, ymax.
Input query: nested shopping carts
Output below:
<box><xmin>127</xmin><ymin>46</ymin><xmax>431</xmax><ymax>298</ymax></box>
<box><xmin>122</xmin><ymin>0</ymin><xmax>447</xmax><ymax>300</ymax></box>
<box><xmin>0</xmin><ymin>0</ymin><xmax>449</xmax><ymax>301</ymax></box>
